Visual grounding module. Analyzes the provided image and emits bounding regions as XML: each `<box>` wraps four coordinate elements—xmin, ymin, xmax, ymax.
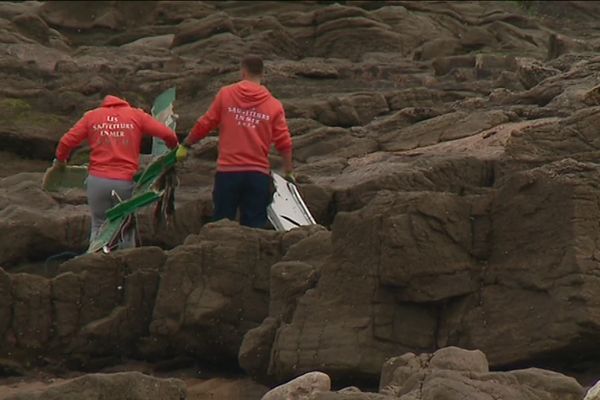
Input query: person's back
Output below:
<box><xmin>57</xmin><ymin>95</ymin><xmax>179</xmax><ymax>181</ymax></box>
<box><xmin>51</xmin><ymin>95</ymin><xmax>179</xmax><ymax>245</ymax></box>
<box><xmin>214</xmin><ymin>80</ymin><xmax>290</xmax><ymax>174</ymax></box>
<box><xmin>181</xmin><ymin>55</ymin><xmax>294</xmax><ymax>228</ymax></box>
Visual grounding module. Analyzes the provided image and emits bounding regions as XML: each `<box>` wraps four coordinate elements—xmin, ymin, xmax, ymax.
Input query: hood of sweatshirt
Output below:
<box><xmin>101</xmin><ymin>95</ymin><xmax>130</xmax><ymax>107</ymax></box>
<box><xmin>229</xmin><ymin>81</ymin><xmax>272</xmax><ymax>108</ymax></box>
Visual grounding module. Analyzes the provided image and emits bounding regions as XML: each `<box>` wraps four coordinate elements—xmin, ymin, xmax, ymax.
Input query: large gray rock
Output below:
<box><xmin>379</xmin><ymin>347</ymin><xmax>583</xmax><ymax>400</ymax></box>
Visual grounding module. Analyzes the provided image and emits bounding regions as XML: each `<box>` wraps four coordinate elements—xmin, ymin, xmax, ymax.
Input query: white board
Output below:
<box><xmin>268</xmin><ymin>172</ymin><xmax>316</xmax><ymax>231</ymax></box>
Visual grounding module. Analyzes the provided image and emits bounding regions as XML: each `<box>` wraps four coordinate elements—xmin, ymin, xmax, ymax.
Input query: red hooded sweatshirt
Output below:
<box><xmin>56</xmin><ymin>96</ymin><xmax>179</xmax><ymax>181</ymax></box>
<box><xmin>186</xmin><ymin>81</ymin><xmax>292</xmax><ymax>175</ymax></box>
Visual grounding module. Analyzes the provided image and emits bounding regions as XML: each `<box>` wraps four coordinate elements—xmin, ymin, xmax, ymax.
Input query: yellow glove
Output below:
<box><xmin>176</xmin><ymin>144</ymin><xmax>189</xmax><ymax>162</ymax></box>
<box><xmin>284</xmin><ymin>171</ymin><xmax>296</xmax><ymax>184</ymax></box>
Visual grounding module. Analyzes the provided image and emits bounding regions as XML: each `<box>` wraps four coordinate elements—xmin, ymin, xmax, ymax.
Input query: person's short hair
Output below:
<box><xmin>241</xmin><ymin>55</ymin><xmax>264</xmax><ymax>76</ymax></box>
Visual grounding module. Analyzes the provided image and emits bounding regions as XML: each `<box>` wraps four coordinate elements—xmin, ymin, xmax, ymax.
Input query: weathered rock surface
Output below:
<box><xmin>271</xmin><ymin>347</ymin><xmax>583</xmax><ymax>400</ymax></box>
<box><xmin>0</xmin><ymin>222</ymin><xmax>326</xmax><ymax>370</ymax></box>
<box><xmin>379</xmin><ymin>347</ymin><xmax>584</xmax><ymax>400</ymax></box>
<box><xmin>0</xmin><ymin>173</ymin><xmax>89</xmax><ymax>266</ymax></box>
<box><xmin>148</xmin><ymin>222</ymin><xmax>294</xmax><ymax>363</ymax></box>
<box><xmin>3</xmin><ymin>372</ymin><xmax>186</xmax><ymax>400</ymax></box>
<box><xmin>247</xmin><ymin>158</ymin><xmax>600</xmax><ymax>382</ymax></box>
<box><xmin>261</xmin><ymin>371</ymin><xmax>331</xmax><ymax>400</ymax></box>
<box><xmin>0</xmin><ymin>247</ymin><xmax>163</xmax><ymax>368</ymax></box>
<box><xmin>2</xmin><ymin>0</ymin><xmax>600</xmax><ymax>394</ymax></box>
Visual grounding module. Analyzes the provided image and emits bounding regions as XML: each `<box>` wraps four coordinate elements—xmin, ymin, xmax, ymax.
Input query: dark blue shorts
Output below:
<box><xmin>212</xmin><ymin>171</ymin><xmax>272</xmax><ymax>228</ymax></box>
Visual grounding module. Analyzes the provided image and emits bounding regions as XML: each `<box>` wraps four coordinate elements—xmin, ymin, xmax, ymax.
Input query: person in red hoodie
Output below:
<box><xmin>178</xmin><ymin>55</ymin><xmax>294</xmax><ymax>228</ymax></box>
<box><xmin>47</xmin><ymin>95</ymin><xmax>179</xmax><ymax>246</ymax></box>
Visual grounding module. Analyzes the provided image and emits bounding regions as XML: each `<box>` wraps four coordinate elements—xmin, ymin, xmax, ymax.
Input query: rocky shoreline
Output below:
<box><xmin>3</xmin><ymin>1</ymin><xmax>600</xmax><ymax>398</ymax></box>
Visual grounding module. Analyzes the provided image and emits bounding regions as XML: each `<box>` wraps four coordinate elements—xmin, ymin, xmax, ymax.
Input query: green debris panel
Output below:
<box><xmin>151</xmin><ymin>87</ymin><xmax>177</xmax><ymax>156</ymax></box>
<box><xmin>42</xmin><ymin>165</ymin><xmax>88</xmax><ymax>192</ymax></box>
<box><xmin>87</xmin><ymin>215</ymin><xmax>129</xmax><ymax>254</ymax></box>
<box><xmin>133</xmin><ymin>148</ymin><xmax>177</xmax><ymax>195</ymax></box>
<box><xmin>86</xmin><ymin>148</ymin><xmax>178</xmax><ymax>253</ymax></box>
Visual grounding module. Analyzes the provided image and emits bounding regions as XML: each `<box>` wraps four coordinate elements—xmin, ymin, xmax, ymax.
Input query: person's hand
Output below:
<box><xmin>42</xmin><ymin>159</ymin><xmax>66</xmax><ymax>190</ymax></box>
<box><xmin>176</xmin><ymin>144</ymin><xmax>189</xmax><ymax>162</ymax></box>
<box><xmin>53</xmin><ymin>158</ymin><xmax>66</xmax><ymax>171</ymax></box>
<box><xmin>284</xmin><ymin>171</ymin><xmax>296</xmax><ymax>184</ymax></box>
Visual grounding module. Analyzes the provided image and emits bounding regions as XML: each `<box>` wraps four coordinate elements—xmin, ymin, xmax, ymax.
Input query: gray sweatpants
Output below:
<box><xmin>86</xmin><ymin>175</ymin><xmax>135</xmax><ymax>249</ymax></box>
